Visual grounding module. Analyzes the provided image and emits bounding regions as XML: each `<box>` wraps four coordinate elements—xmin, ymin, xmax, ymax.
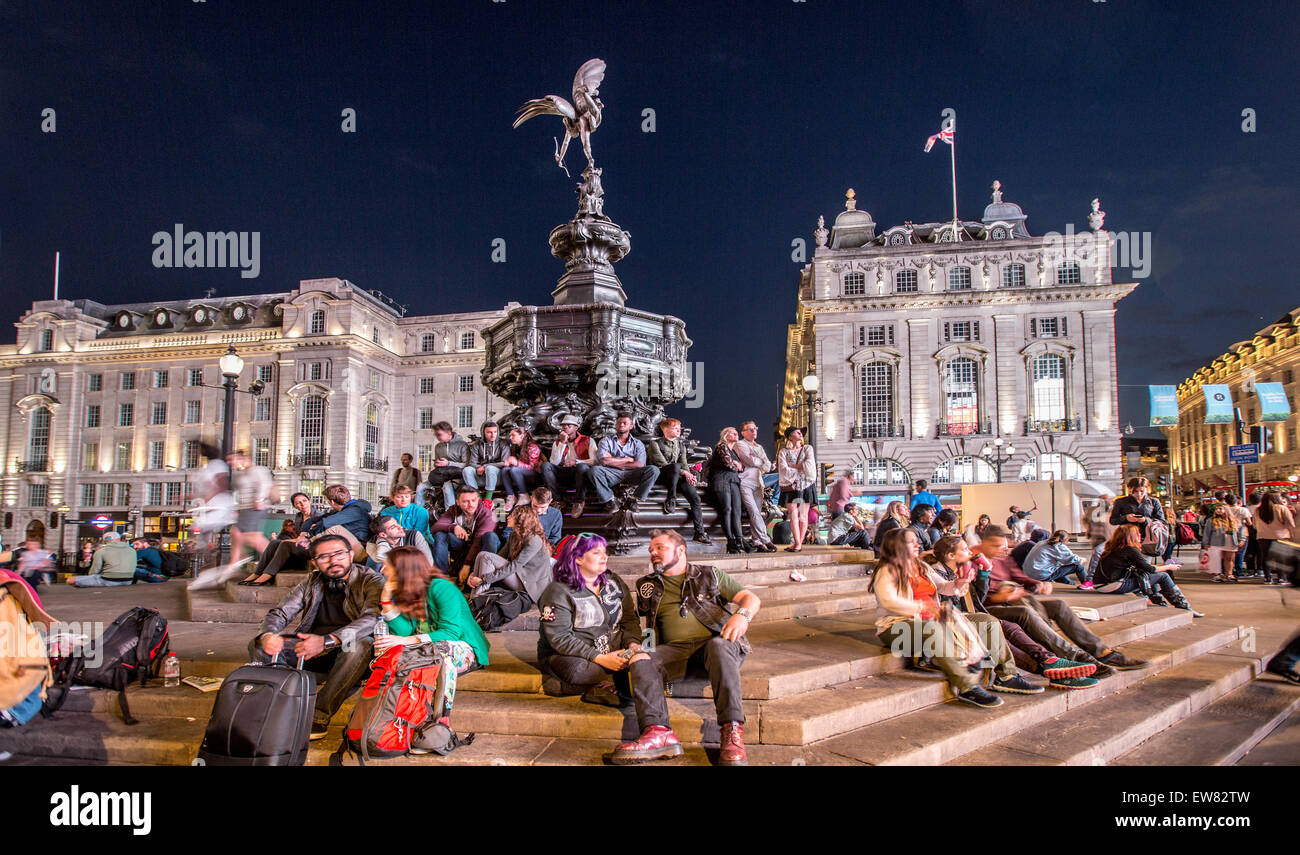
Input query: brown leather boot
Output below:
<box><xmin>609</xmin><ymin>726</ymin><xmax>683</xmax><ymax>765</ymax></box>
<box><xmin>718</xmin><ymin>721</ymin><xmax>747</xmax><ymax>766</ymax></box>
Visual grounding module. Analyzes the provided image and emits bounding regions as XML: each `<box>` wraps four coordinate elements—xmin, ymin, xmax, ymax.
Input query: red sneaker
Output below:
<box><xmin>609</xmin><ymin>726</ymin><xmax>683</xmax><ymax>765</ymax></box>
<box><xmin>718</xmin><ymin>721</ymin><xmax>747</xmax><ymax>766</ymax></box>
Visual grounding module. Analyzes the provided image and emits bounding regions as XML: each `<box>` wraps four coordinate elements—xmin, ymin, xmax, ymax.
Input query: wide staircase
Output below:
<box><xmin>6</xmin><ymin>548</ymin><xmax>1299</xmax><ymax>765</ymax></box>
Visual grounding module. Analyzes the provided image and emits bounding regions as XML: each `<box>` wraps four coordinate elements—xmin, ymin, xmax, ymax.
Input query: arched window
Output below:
<box><xmin>28</xmin><ymin>407</ymin><xmax>51</xmax><ymax>469</ymax></box>
<box><xmin>858</xmin><ymin>362</ymin><xmax>894</xmax><ymax>438</ymax></box>
<box><xmin>947</xmin><ymin>266</ymin><xmax>972</xmax><ymax>290</ymax></box>
<box><xmin>1018</xmin><ymin>453</ymin><xmax>1087</xmax><ymax>481</ymax></box>
<box><xmin>942</xmin><ymin>357</ymin><xmax>980</xmax><ymax>435</ymax></box>
<box><xmin>859</xmin><ymin>458</ymin><xmax>910</xmax><ymax>486</ymax></box>
<box><xmin>895</xmin><ymin>269</ymin><xmax>918</xmax><ymax>293</ymax></box>
<box><xmin>1001</xmin><ymin>263</ymin><xmax>1025</xmax><ymax>288</ymax></box>
<box><xmin>843</xmin><ymin>271</ymin><xmax>866</xmax><ymax>296</ymax></box>
<box><xmin>1030</xmin><ymin>353</ymin><xmax>1068</xmax><ymax>428</ymax></box>
<box><xmin>933</xmin><ymin>455</ymin><xmax>997</xmax><ymax>484</ymax></box>
<box><xmin>308</xmin><ymin>310</ymin><xmax>326</xmax><ymax>335</ymax></box>
<box><xmin>298</xmin><ymin>395</ymin><xmax>325</xmax><ymax>463</ymax></box>
<box><xmin>363</xmin><ymin>403</ymin><xmax>381</xmax><ymax>469</ymax></box>
<box><xmin>1057</xmin><ymin>262</ymin><xmax>1081</xmax><ymax>285</ymax></box>
<box><xmin>420</xmin><ymin>333</ymin><xmax>436</xmax><ymax>353</ymax></box>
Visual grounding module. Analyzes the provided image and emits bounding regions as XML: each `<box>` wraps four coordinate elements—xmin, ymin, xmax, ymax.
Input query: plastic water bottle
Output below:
<box><xmin>374</xmin><ymin>618</ymin><xmax>389</xmax><ymax>641</ymax></box>
<box><xmin>163</xmin><ymin>653</ymin><xmax>181</xmax><ymax>687</ymax></box>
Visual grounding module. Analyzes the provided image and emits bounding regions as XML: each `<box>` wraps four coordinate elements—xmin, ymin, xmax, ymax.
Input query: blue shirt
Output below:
<box><xmin>380</xmin><ymin>502</ymin><xmax>431</xmax><ymax>542</ymax></box>
<box><xmin>910</xmin><ymin>491</ymin><xmax>943</xmax><ymax>512</ymax></box>
<box><xmin>501</xmin><ymin>505</ymin><xmax>564</xmax><ymax>548</ymax></box>
<box><xmin>1022</xmin><ymin>541</ymin><xmax>1078</xmax><ymax>581</ymax></box>
<box><xmin>597</xmin><ymin>435</ymin><xmax>646</xmax><ymax>466</ymax></box>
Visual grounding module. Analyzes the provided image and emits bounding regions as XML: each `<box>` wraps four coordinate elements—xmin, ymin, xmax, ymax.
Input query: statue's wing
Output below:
<box><xmin>572</xmin><ymin>58</ymin><xmax>606</xmax><ymax>99</ymax></box>
<box><xmin>512</xmin><ymin>96</ymin><xmax>575</xmax><ymax>128</ymax></box>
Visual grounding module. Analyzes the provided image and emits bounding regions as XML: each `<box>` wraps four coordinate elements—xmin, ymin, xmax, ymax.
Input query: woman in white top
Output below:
<box><xmin>777</xmin><ymin>426</ymin><xmax>817</xmax><ymax>557</ymax></box>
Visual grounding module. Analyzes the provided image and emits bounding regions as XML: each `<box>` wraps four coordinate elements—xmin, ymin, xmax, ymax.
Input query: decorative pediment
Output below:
<box><xmin>1019</xmin><ymin>340</ymin><xmax>1076</xmax><ymax>361</ymax></box>
<box><xmin>147</xmin><ymin>307</ymin><xmax>175</xmax><ymax>329</ymax></box>
<box><xmin>187</xmin><ymin>304</ymin><xmax>218</xmax><ymax>326</ymax></box>
<box><xmin>848</xmin><ymin>346</ymin><xmax>903</xmax><ymax>367</ymax></box>
<box><xmin>285</xmin><ymin>381</ymin><xmax>332</xmax><ymax>401</ymax></box>
<box><xmin>934</xmin><ymin>343</ymin><xmax>989</xmax><ymax>365</ymax></box>
<box><xmin>15</xmin><ymin>393</ymin><xmax>60</xmax><ymax>420</ymax></box>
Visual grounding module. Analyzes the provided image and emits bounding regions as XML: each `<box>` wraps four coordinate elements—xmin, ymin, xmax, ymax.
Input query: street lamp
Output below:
<box><xmin>796</xmin><ymin>369</ymin><xmax>835</xmax><ymax>494</ymax></box>
<box><xmin>980</xmin><ymin>436</ymin><xmax>1016</xmax><ymax>483</ymax></box>
<box><xmin>219</xmin><ymin>346</ymin><xmax>244</xmax><ymax>457</ymax></box>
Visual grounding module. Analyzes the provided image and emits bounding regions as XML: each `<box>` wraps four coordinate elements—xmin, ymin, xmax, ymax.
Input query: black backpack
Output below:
<box><xmin>197</xmin><ymin>656</ymin><xmax>316</xmax><ymax>766</ymax></box>
<box><xmin>44</xmin><ymin>606</ymin><xmax>170</xmax><ymax>725</ymax></box>
<box><xmin>158</xmin><ymin>550</ymin><xmax>189</xmax><ymax>577</ymax></box>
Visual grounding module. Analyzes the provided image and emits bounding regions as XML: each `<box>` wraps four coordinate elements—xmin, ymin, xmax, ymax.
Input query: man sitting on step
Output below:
<box><xmin>588</xmin><ymin>414</ymin><xmax>660</xmax><ymax>514</ymax></box>
<box><xmin>644</xmin><ymin>417</ymin><xmax>711</xmax><ymax>545</ymax></box>
<box><xmin>973</xmin><ymin>526</ymin><xmax>1149</xmax><ymax>678</ymax></box>
<box><xmin>250</xmin><ymin>534</ymin><xmax>384</xmax><ymax>740</ymax></box>
<box><xmin>368</xmin><ymin>512</ymin><xmax>433</xmax><ymax>567</ymax></box>
<box><xmin>431</xmin><ymin>484</ymin><xmax>501</xmax><ymax>585</ymax></box>
<box><xmin>609</xmin><ymin>529</ymin><xmax>761</xmax><ymax>767</ymax></box>
<box><xmin>828</xmin><ymin>503</ymin><xmax>871</xmax><ymax>549</ymax></box>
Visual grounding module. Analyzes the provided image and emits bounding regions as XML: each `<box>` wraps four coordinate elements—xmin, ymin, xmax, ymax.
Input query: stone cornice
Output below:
<box><xmin>801</xmin><ymin>282</ymin><xmax>1137</xmax><ymax>314</ymax></box>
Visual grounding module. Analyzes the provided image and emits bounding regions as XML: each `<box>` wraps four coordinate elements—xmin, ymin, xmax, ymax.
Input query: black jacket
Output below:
<box><xmin>1110</xmin><ymin>495</ymin><xmax>1165</xmax><ymax>534</ymax></box>
<box><xmin>635</xmin><ymin>564</ymin><xmax>752</xmax><ymax>654</ymax></box>
<box><xmin>255</xmin><ymin>564</ymin><xmax>384</xmax><ymax>649</ymax></box>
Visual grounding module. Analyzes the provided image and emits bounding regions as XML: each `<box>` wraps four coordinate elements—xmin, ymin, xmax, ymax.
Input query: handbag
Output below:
<box><xmin>1198</xmin><ymin>548</ymin><xmax>1223</xmax><ymax>575</ymax></box>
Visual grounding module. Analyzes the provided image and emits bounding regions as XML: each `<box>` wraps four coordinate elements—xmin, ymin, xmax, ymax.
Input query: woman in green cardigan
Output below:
<box><xmin>373</xmin><ymin>546</ymin><xmax>490</xmax><ymax>719</ymax></box>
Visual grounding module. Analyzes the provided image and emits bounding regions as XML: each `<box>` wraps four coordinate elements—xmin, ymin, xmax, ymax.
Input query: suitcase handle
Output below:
<box><xmin>271</xmin><ymin>651</ymin><xmax>307</xmax><ymax>670</ymax></box>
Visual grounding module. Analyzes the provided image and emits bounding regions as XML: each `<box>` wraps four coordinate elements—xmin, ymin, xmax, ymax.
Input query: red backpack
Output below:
<box><xmin>329</xmin><ymin>642</ymin><xmax>472</xmax><ymax>765</ymax></box>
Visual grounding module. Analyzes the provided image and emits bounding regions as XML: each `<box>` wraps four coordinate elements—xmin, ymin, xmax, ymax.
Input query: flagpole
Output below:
<box><xmin>949</xmin><ymin>127</ymin><xmax>959</xmax><ymax>237</ymax></box>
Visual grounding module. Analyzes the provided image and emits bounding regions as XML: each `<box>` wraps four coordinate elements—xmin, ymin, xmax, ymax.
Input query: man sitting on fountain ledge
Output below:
<box><xmin>609</xmin><ymin>529</ymin><xmax>761</xmax><ymax>766</ymax></box>
<box><xmin>588</xmin><ymin>414</ymin><xmax>659</xmax><ymax>514</ymax></box>
<box><xmin>645</xmin><ymin>417</ymin><xmax>711</xmax><ymax>544</ymax></box>
<box><xmin>541</xmin><ymin>414</ymin><xmax>598</xmax><ymax>518</ymax></box>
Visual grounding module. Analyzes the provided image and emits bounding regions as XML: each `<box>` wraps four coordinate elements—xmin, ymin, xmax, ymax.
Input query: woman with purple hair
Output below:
<box><xmin>535</xmin><ymin>533</ymin><xmax>643</xmax><ymax>707</ymax></box>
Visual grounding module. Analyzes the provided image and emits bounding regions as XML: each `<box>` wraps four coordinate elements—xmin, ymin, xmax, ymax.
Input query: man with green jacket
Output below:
<box><xmin>645</xmin><ymin>418</ymin><xmax>711</xmax><ymax>544</ymax></box>
<box><xmin>68</xmin><ymin>532</ymin><xmax>137</xmax><ymax>587</ymax></box>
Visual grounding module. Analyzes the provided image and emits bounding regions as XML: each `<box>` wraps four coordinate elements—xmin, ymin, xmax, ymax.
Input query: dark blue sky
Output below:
<box><xmin>4</xmin><ymin>0</ymin><xmax>1297</xmax><ymax>441</ymax></box>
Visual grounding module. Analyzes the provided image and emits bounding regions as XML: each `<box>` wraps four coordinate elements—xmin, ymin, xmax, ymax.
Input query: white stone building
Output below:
<box><xmin>779</xmin><ymin>183</ymin><xmax>1137</xmax><ymax>506</ymax></box>
<box><xmin>1</xmin><ymin>277</ymin><xmax>508</xmax><ymax>554</ymax></box>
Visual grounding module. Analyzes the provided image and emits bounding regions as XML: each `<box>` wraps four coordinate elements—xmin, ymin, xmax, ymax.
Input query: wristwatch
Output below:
<box><xmin>322</xmin><ymin>635</ymin><xmax>340</xmax><ymax>651</ymax></box>
<box><xmin>734</xmin><ymin>607</ymin><xmax>752</xmax><ymax>621</ymax></box>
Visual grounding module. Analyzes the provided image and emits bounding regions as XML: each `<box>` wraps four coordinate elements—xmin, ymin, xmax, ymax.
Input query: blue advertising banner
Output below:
<box><xmin>1202</xmin><ymin>384</ymin><xmax>1234</xmax><ymax>424</ymax></box>
<box><xmin>1148</xmin><ymin>385</ymin><xmax>1178</xmax><ymax>426</ymax></box>
<box><xmin>1255</xmin><ymin>382</ymin><xmax>1291</xmax><ymax>423</ymax></box>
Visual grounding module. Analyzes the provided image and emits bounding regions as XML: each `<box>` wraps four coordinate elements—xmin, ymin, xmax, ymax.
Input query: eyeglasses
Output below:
<box><xmin>314</xmin><ymin>549</ymin><xmax>352</xmax><ymax>564</ymax></box>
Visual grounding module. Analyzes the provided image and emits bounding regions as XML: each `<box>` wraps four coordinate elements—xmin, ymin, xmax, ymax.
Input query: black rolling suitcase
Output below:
<box><xmin>196</xmin><ymin>654</ymin><xmax>316</xmax><ymax>766</ymax></box>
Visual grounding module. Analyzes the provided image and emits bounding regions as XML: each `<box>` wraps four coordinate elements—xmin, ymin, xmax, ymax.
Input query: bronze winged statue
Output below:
<box><xmin>513</xmin><ymin>58</ymin><xmax>606</xmax><ymax>178</ymax></box>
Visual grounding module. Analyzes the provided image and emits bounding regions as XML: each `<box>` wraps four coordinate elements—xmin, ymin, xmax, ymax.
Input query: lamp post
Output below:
<box><xmin>219</xmin><ymin>345</ymin><xmax>244</xmax><ymax>458</ymax></box>
<box><xmin>980</xmin><ymin>436</ymin><xmax>1016</xmax><ymax>484</ymax></box>
<box><xmin>798</xmin><ymin>369</ymin><xmax>835</xmax><ymax>495</ymax></box>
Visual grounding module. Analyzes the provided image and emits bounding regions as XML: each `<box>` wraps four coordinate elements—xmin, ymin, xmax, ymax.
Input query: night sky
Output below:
<box><xmin>4</xmin><ymin>0</ymin><xmax>1297</xmax><ymax>442</ymax></box>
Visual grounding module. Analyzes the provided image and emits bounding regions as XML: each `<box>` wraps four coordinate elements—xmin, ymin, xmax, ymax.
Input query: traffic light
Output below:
<box><xmin>1249</xmin><ymin>425</ymin><xmax>1275</xmax><ymax>455</ymax></box>
<box><xmin>821</xmin><ymin>463</ymin><xmax>835</xmax><ymax>484</ymax></box>
<box><xmin>1158</xmin><ymin>475</ymin><xmax>1172</xmax><ymax>496</ymax></box>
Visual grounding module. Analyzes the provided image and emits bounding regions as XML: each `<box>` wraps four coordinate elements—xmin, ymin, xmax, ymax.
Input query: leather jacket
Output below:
<box><xmin>255</xmin><ymin>564</ymin><xmax>384</xmax><ymax>650</ymax></box>
<box><xmin>635</xmin><ymin>563</ymin><xmax>752</xmax><ymax>654</ymax></box>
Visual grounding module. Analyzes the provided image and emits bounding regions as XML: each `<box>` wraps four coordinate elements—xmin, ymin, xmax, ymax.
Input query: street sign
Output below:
<box><xmin>1228</xmin><ymin>444</ymin><xmax>1259</xmax><ymax>465</ymax></box>
<box><xmin>90</xmin><ymin>514</ymin><xmax>114</xmax><ymax>530</ymax></box>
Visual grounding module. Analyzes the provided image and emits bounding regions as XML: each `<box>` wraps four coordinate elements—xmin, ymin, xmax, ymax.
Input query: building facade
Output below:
<box><xmin>1</xmin><ymin>278</ymin><xmax>509</xmax><ymax>554</ymax></box>
<box><xmin>1161</xmin><ymin>308</ymin><xmax>1300</xmax><ymax>494</ymax></box>
<box><xmin>780</xmin><ymin>183</ymin><xmax>1136</xmax><ymax>506</ymax></box>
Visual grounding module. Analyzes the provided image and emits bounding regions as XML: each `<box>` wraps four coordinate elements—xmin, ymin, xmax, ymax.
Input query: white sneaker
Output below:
<box><xmin>789</xmin><ymin>570</ymin><xmax>806</xmax><ymax>582</ymax></box>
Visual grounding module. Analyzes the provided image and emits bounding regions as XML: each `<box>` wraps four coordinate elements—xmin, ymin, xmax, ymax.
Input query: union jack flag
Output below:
<box><xmin>924</xmin><ymin>127</ymin><xmax>954</xmax><ymax>152</ymax></box>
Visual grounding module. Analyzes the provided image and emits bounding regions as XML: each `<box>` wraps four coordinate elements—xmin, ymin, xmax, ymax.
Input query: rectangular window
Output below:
<box><xmin>28</xmin><ymin>483</ymin><xmax>47</xmax><ymax>508</ymax></box>
<box><xmin>86</xmin><ymin>404</ymin><xmax>101</xmax><ymax>428</ymax></box>
<box><xmin>372</xmin><ymin>327</ymin><xmax>382</xmax><ymax>344</ymax></box>
<box><xmin>184</xmin><ymin>400</ymin><xmax>201</xmax><ymax>423</ymax></box>
<box><xmin>416</xmin><ymin>445</ymin><xmax>434</xmax><ymax>472</ymax></box>
<box><xmin>947</xmin><ymin>266</ymin><xmax>972</xmax><ymax>290</ymax></box>
<box><xmin>1002</xmin><ymin>263</ymin><xmax>1026</xmax><ymax>289</ymax></box>
<box><xmin>308</xmin><ymin>362</ymin><xmax>323</xmax><ymax>381</ymax></box>
<box><xmin>420</xmin><ymin>334</ymin><xmax>437</xmax><ymax>354</ymax></box>
<box><xmin>255</xmin><ymin>397</ymin><xmax>272</xmax><ymax>421</ymax></box>
<box><xmin>120</xmin><ymin>372</ymin><xmax>136</xmax><ymax>391</ymax></box>
<box><xmin>81</xmin><ymin>483</ymin><xmax>96</xmax><ymax>507</ymax></box>
<box><xmin>865</xmin><ymin>326</ymin><xmax>891</xmax><ymax>347</ymax></box>
<box><xmin>301</xmin><ymin>478</ymin><xmax>325</xmax><ymax>505</ymax></box>
<box><xmin>896</xmin><ymin>269</ymin><xmax>918</xmax><ymax>293</ymax></box>
<box><xmin>83</xmin><ymin>443</ymin><xmax>99</xmax><ymax>471</ymax></box>
<box><xmin>118</xmin><ymin>403</ymin><xmax>134</xmax><ymax>427</ymax></box>
<box><xmin>217</xmin><ymin>398</ymin><xmax>226</xmax><ymax>424</ymax></box>
<box><xmin>166</xmin><ymin>482</ymin><xmax>183</xmax><ymax>506</ymax></box>
<box><xmin>457</xmin><ymin>405</ymin><xmax>473</xmax><ymax>429</ymax></box>
<box><xmin>1037</xmin><ymin>317</ymin><xmax>1059</xmax><ymax>338</ymax></box>
<box><xmin>115</xmin><ymin>442</ymin><xmax>132</xmax><ymax>471</ymax></box>
<box><xmin>254</xmin><ymin>437</ymin><xmax>271</xmax><ymax>468</ymax></box>
<box><xmin>183</xmin><ymin>440</ymin><xmax>201</xmax><ymax>469</ymax></box>
<box><xmin>39</xmin><ymin>329</ymin><xmax>53</xmax><ymax>352</ymax></box>
<box><xmin>151</xmin><ymin>401</ymin><xmax>167</xmax><ymax>425</ymax></box>
<box><xmin>948</xmin><ymin>321</ymin><xmax>972</xmax><ymax>342</ymax></box>
<box><xmin>459</xmin><ymin>331</ymin><xmax>476</xmax><ymax>350</ymax></box>
<box><xmin>88</xmin><ymin>374</ymin><xmax>103</xmax><ymax>392</ymax></box>
<box><xmin>458</xmin><ymin>375</ymin><xmax>475</xmax><ymax>393</ymax></box>
<box><xmin>258</xmin><ymin>364</ymin><xmax>274</xmax><ymax>384</ymax></box>
<box><xmin>153</xmin><ymin>370</ymin><xmax>169</xmax><ymax>388</ymax></box>
<box><xmin>859</xmin><ymin>363</ymin><xmax>895</xmax><ymax>438</ymax></box>
<box><xmin>418</xmin><ymin>408</ymin><xmax>434</xmax><ymax>430</ymax></box>
<box><xmin>148</xmin><ymin>440</ymin><xmax>165</xmax><ymax>470</ymax></box>
<box><xmin>309</xmin><ymin>311</ymin><xmax>326</xmax><ymax>335</ymax></box>
<box><xmin>99</xmin><ymin>483</ymin><xmax>114</xmax><ymax>506</ymax></box>
<box><xmin>188</xmin><ymin>368</ymin><xmax>204</xmax><ymax>387</ymax></box>
<box><xmin>369</xmin><ymin>371</ymin><xmax>380</xmax><ymax>390</ymax></box>
<box><xmin>147</xmin><ymin>483</ymin><xmax>163</xmax><ymax>506</ymax></box>
<box><xmin>419</xmin><ymin>377</ymin><xmax>435</xmax><ymax>395</ymax></box>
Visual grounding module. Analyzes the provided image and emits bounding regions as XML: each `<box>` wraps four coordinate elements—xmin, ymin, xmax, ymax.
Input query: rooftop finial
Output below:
<box><xmin>1088</xmin><ymin>197</ymin><xmax>1106</xmax><ymax>232</ymax></box>
<box><xmin>990</xmin><ymin>180</ymin><xmax>1003</xmax><ymax>204</ymax></box>
<box><xmin>814</xmin><ymin>215</ymin><xmax>828</xmax><ymax>248</ymax></box>
<box><xmin>845</xmin><ymin>188</ymin><xmax>857</xmax><ymax>211</ymax></box>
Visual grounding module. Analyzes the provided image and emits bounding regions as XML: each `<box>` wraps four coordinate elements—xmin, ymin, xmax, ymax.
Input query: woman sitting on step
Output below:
<box><xmin>466</xmin><ymin>504</ymin><xmax>554</xmax><ymax>632</ymax></box>
<box><xmin>1093</xmin><ymin>525</ymin><xmax>1204</xmax><ymax>617</ymax></box>
<box><xmin>871</xmin><ymin>528</ymin><xmax>1043</xmax><ymax>708</ymax></box>
<box><xmin>535</xmin><ymin>534</ymin><xmax>643</xmax><ymax>708</ymax></box>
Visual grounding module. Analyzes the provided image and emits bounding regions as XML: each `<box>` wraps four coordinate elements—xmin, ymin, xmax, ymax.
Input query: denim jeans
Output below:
<box><xmin>588</xmin><ymin>465</ymin><xmax>660</xmax><ymax>504</ymax></box>
<box><xmin>71</xmin><ymin>575</ymin><xmax>134</xmax><ymax>588</ymax></box>
<box><xmin>433</xmin><ymin>530</ymin><xmax>502</xmax><ymax>575</ymax></box>
<box><xmin>500</xmin><ymin>466</ymin><xmax>537</xmax><ymax>497</ymax></box>
<box><xmin>540</xmin><ymin>462</ymin><xmax>590</xmax><ymax>504</ymax></box>
<box><xmin>462</xmin><ymin>465</ymin><xmax>500</xmax><ymax>494</ymax></box>
<box><xmin>1041</xmin><ymin>560</ymin><xmax>1089</xmax><ymax>585</ymax></box>
<box><xmin>135</xmin><ymin>567</ymin><xmax>168</xmax><ymax>583</ymax></box>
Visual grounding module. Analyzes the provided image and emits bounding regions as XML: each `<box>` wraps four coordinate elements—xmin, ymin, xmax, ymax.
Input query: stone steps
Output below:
<box><xmin>1235</xmin><ymin>702</ymin><xmax>1300</xmax><ymax>765</ymax></box>
<box><xmin>1112</xmin><ymin>675</ymin><xmax>1300</xmax><ymax>766</ymax></box>
<box><xmin>0</xmin><ymin>709</ymin><xmax>205</xmax><ymax>765</ymax></box>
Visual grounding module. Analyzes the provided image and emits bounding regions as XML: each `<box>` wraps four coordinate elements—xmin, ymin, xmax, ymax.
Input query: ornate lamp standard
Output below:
<box><xmin>798</xmin><ymin>368</ymin><xmax>834</xmax><ymax>494</ymax></box>
<box><xmin>981</xmin><ymin>436</ymin><xmax>1016</xmax><ymax>484</ymax></box>
<box><xmin>198</xmin><ymin>346</ymin><xmax>266</xmax><ymax>458</ymax></box>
